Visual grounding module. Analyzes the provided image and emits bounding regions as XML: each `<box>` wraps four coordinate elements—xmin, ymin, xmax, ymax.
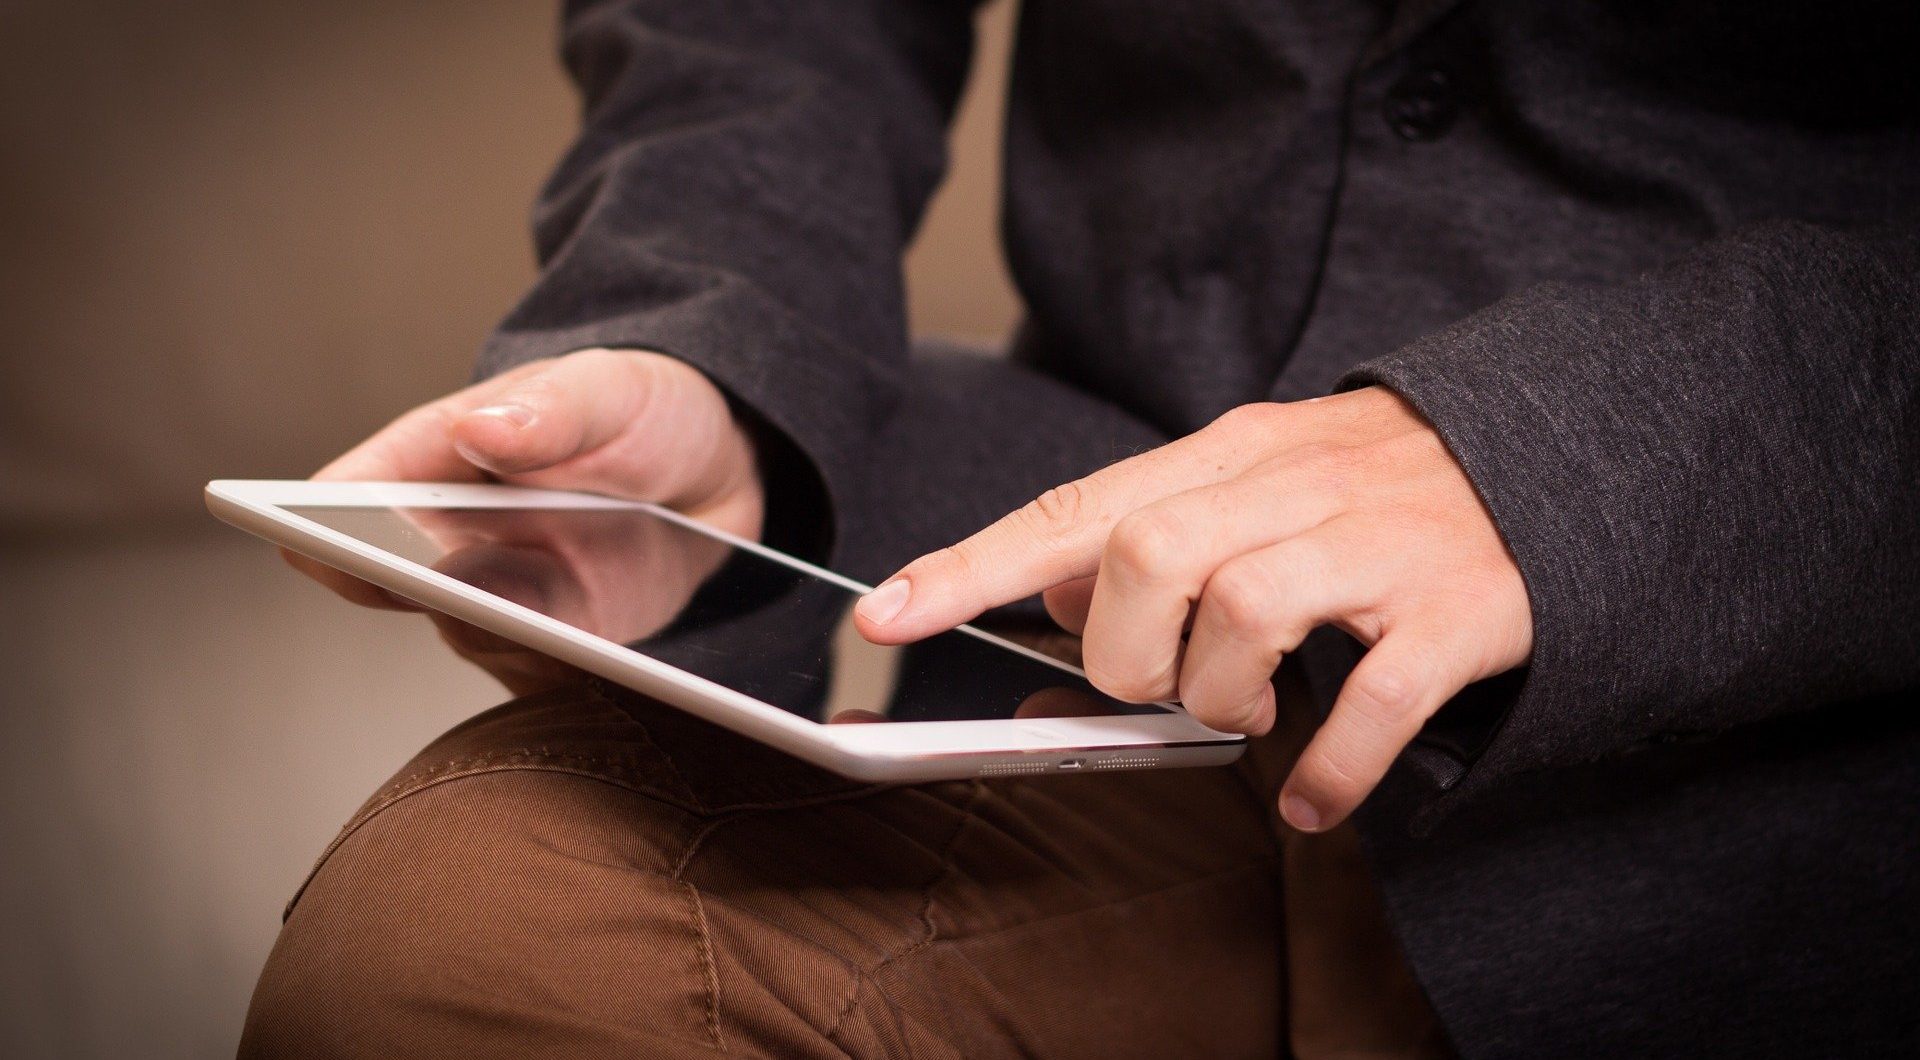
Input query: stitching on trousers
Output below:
<box><xmin>681</xmin><ymin>880</ymin><xmax>727</xmax><ymax>1052</ymax></box>
<box><xmin>821</xmin><ymin>779</ymin><xmax>987</xmax><ymax>1046</ymax></box>
<box><xmin>287</xmin><ymin>745</ymin><xmax>897</xmax><ymax>917</ymax></box>
<box><xmin>672</xmin><ymin>815</ymin><xmax>736</xmax><ymax>880</ymax></box>
<box><xmin>673</xmin><ymin>808</ymin><xmax>732</xmax><ymax>1051</ymax></box>
<box><xmin>667</xmin><ymin>790</ymin><xmax>930</xmax><ymax>1047</ymax></box>
<box><xmin>283</xmin><ymin>750</ymin><xmax>694</xmax><ymax>917</ymax></box>
<box><xmin>379</xmin><ymin>748</ymin><xmax>651</xmax><ymax>800</ymax></box>
<box><xmin>582</xmin><ymin>679</ymin><xmax>707</xmax><ymax>812</ymax></box>
<box><xmin>586</xmin><ymin>677</ymin><xmax>892</xmax><ymax>810</ymax></box>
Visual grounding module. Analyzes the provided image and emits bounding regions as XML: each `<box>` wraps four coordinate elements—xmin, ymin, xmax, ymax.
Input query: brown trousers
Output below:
<box><xmin>239</xmin><ymin>670</ymin><xmax>1449</xmax><ymax>1058</ymax></box>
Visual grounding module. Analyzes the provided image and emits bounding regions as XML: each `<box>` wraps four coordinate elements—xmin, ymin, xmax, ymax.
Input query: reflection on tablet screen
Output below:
<box><xmin>289</xmin><ymin>505</ymin><xmax>1171</xmax><ymax>725</ymax></box>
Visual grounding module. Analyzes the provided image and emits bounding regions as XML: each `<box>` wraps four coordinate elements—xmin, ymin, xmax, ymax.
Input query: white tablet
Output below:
<box><xmin>206</xmin><ymin>480</ymin><xmax>1244</xmax><ymax>781</ymax></box>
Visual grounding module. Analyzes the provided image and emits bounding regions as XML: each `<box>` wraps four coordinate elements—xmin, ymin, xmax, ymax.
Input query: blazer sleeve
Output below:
<box><xmin>1342</xmin><ymin>220</ymin><xmax>1920</xmax><ymax>808</ymax></box>
<box><xmin>477</xmin><ymin>0</ymin><xmax>982</xmax><ymax>548</ymax></box>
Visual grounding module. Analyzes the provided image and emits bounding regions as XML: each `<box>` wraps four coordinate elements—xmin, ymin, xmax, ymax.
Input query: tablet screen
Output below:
<box><xmin>287</xmin><ymin>505</ymin><xmax>1170</xmax><ymax>725</ymax></box>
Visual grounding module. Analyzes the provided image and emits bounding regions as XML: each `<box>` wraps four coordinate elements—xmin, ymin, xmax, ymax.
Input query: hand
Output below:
<box><xmin>287</xmin><ymin>347</ymin><xmax>763</xmax><ymax>611</ymax></box>
<box><xmin>852</xmin><ymin>387</ymin><xmax>1532</xmax><ymax>832</ymax></box>
<box><xmin>393</xmin><ymin>504</ymin><xmax>733</xmax><ymax>695</ymax></box>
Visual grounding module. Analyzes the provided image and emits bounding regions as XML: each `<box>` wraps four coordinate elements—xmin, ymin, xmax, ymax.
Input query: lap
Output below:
<box><xmin>240</xmin><ymin>679</ymin><xmax>1285</xmax><ymax>1059</ymax></box>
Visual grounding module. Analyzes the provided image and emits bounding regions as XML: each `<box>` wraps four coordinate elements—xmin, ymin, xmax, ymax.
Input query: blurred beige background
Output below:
<box><xmin>0</xmin><ymin>2</ymin><xmax>1018</xmax><ymax>1055</ymax></box>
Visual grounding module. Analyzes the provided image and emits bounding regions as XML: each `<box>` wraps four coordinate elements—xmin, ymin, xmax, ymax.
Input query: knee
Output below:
<box><xmin>239</xmin><ymin>766</ymin><xmax>722</xmax><ymax>1057</ymax></box>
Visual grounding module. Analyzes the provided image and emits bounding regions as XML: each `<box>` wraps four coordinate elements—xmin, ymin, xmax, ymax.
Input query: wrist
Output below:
<box><xmin>593</xmin><ymin>347</ymin><xmax>769</xmax><ymax>541</ymax></box>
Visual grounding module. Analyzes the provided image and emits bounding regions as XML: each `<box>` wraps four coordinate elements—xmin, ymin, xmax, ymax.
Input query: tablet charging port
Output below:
<box><xmin>1058</xmin><ymin>759</ymin><xmax>1085</xmax><ymax>770</ymax></box>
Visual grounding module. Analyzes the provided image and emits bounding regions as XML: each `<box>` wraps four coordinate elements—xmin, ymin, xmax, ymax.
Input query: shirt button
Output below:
<box><xmin>1383</xmin><ymin>68</ymin><xmax>1459</xmax><ymax>142</ymax></box>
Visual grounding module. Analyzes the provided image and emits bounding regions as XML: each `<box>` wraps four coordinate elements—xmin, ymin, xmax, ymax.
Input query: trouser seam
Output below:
<box><xmin>283</xmin><ymin>753</ymin><xmax>694</xmax><ymax>918</ymax></box>
<box><xmin>582</xmin><ymin>679</ymin><xmax>707</xmax><ymax>812</ymax></box>
<box><xmin>821</xmin><ymin>778</ymin><xmax>988</xmax><ymax>1049</ymax></box>
<box><xmin>680</xmin><ymin>879</ymin><xmax>727</xmax><ymax>1053</ymax></box>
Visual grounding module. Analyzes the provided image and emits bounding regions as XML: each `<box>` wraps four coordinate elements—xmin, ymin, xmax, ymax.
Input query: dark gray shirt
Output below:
<box><xmin>481</xmin><ymin>2</ymin><xmax>1920</xmax><ymax>1054</ymax></box>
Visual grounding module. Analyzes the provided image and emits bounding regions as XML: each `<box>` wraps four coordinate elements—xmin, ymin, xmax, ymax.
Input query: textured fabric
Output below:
<box><xmin>239</xmin><ymin>677</ymin><xmax>1448</xmax><ymax>1059</ymax></box>
<box><xmin>1343</xmin><ymin>222</ymin><xmax>1920</xmax><ymax>812</ymax></box>
<box><xmin>481</xmin><ymin>0</ymin><xmax>983</xmax><ymax>530</ymax></box>
<box><xmin>1360</xmin><ymin>691</ymin><xmax>1920</xmax><ymax>1057</ymax></box>
<box><xmin>474</xmin><ymin>1</ymin><xmax>1920</xmax><ymax>1055</ymax></box>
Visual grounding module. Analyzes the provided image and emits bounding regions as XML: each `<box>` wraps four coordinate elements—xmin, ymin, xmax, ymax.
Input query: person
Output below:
<box><xmin>240</xmin><ymin>1</ymin><xmax>1920</xmax><ymax>1056</ymax></box>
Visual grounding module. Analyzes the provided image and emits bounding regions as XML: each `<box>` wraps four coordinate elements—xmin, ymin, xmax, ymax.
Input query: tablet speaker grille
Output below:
<box><xmin>978</xmin><ymin>760</ymin><xmax>1051</xmax><ymax>777</ymax></box>
<box><xmin>978</xmin><ymin>755</ymin><xmax>1163</xmax><ymax>777</ymax></box>
<box><xmin>1089</xmin><ymin>755</ymin><xmax>1160</xmax><ymax>771</ymax></box>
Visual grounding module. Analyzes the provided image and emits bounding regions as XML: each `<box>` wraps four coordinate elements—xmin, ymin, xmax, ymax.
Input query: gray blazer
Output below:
<box><xmin>479</xmin><ymin>1</ymin><xmax>1920</xmax><ymax>1054</ymax></box>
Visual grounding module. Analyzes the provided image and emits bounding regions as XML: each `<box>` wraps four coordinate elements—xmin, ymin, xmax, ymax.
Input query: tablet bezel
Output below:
<box><xmin>206</xmin><ymin>479</ymin><xmax>1245</xmax><ymax>781</ymax></box>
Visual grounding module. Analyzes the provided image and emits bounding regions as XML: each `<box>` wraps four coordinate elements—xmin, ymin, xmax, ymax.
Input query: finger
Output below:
<box><xmin>854</xmin><ymin>414</ymin><xmax>1275</xmax><ymax>644</ymax></box>
<box><xmin>316</xmin><ymin>404</ymin><xmax>488</xmax><ymax>484</ymax></box>
<box><xmin>314</xmin><ymin>359</ymin><xmax>555</xmax><ymax>483</ymax></box>
<box><xmin>305</xmin><ymin>351</ymin><xmax>751</xmax><ymax>610</ymax></box>
<box><xmin>515</xmin><ymin>505</ymin><xmax>733</xmax><ymax>641</ymax></box>
<box><xmin>1278</xmin><ymin>625</ymin><xmax>1480</xmax><ymax>832</ymax></box>
<box><xmin>433</xmin><ymin>542</ymin><xmax>579</xmax><ymax>622</ymax></box>
<box><xmin>426</xmin><ymin>609</ymin><xmax>532</xmax><ymax>662</ymax></box>
<box><xmin>445</xmin><ymin>349</ymin><xmax>654</xmax><ymax>476</ymax></box>
<box><xmin>826</xmin><ymin>708</ymin><xmax>889</xmax><ymax>724</ymax></box>
<box><xmin>456</xmin><ymin>351</ymin><xmax>756</xmax><ymax>516</ymax></box>
<box><xmin>303</xmin><ymin>398</ymin><xmax>497</xmax><ymax>609</ymax></box>
<box><xmin>1176</xmin><ymin>532</ymin><xmax>1382</xmax><ymax>733</ymax></box>
<box><xmin>1042</xmin><ymin>577</ymin><xmax>1096</xmax><ymax>635</ymax></box>
<box><xmin>302</xmin><ymin>364</ymin><xmax>552</xmax><ymax>608</ymax></box>
<box><xmin>1014</xmin><ymin>686</ymin><xmax>1106</xmax><ymax>719</ymax></box>
<box><xmin>853</xmin><ymin>476</ymin><xmax>1137</xmax><ymax>644</ymax></box>
<box><xmin>420</xmin><ymin>546</ymin><xmax>589</xmax><ymax>696</ymax></box>
<box><xmin>1078</xmin><ymin>465</ymin><xmax>1346</xmax><ymax>702</ymax></box>
<box><xmin>425</xmin><ymin>611</ymin><xmax>583</xmax><ymax>697</ymax></box>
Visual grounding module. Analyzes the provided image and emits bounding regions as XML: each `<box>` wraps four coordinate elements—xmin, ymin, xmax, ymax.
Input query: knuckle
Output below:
<box><xmin>918</xmin><ymin>543</ymin><xmax>983</xmax><ymax>588</ymax></box>
<box><xmin>501</xmin><ymin>369</ymin><xmax>570</xmax><ymax>410</ymax></box>
<box><xmin>1106</xmin><ymin>507</ymin><xmax>1187</xmax><ymax>580</ymax></box>
<box><xmin>1345</xmin><ymin>659</ymin><xmax>1423</xmax><ymax>728</ymax></box>
<box><xmin>1288</xmin><ymin>441</ymin><xmax>1360</xmax><ymax>496</ymax></box>
<box><xmin>608</xmin><ymin>348</ymin><xmax>678</xmax><ymax>392</ymax></box>
<box><xmin>1020</xmin><ymin>481</ymin><xmax>1093</xmax><ymax>543</ymax></box>
<box><xmin>1206</xmin><ymin>559</ymin><xmax>1283</xmax><ymax>636</ymax></box>
<box><xmin>1082</xmin><ymin>654</ymin><xmax>1173</xmax><ymax>704</ymax></box>
<box><xmin>1343</xmin><ymin>605</ymin><xmax>1390</xmax><ymax>646</ymax></box>
<box><xmin>1305</xmin><ymin>744</ymin><xmax>1373</xmax><ymax>804</ymax></box>
<box><xmin>1288</xmin><ymin>439</ymin><xmax>1343</xmax><ymax>469</ymax></box>
<box><xmin>1210</xmin><ymin>402</ymin><xmax>1286</xmax><ymax>437</ymax></box>
<box><xmin>558</xmin><ymin>348</ymin><xmax>662</xmax><ymax>407</ymax></box>
<box><xmin>569</xmin><ymin>346</ymin><xmax>640</xmax><ymax>377</ymax></box>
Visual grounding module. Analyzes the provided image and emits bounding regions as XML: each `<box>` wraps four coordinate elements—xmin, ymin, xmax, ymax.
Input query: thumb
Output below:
<box><xmin>449</xmin><ymin>349</ymin><xmax>658</xmax><ymax>476</ymax></box>
<box><xmin>453</xmin><ymin>349</ymin><xmax>761</xmax><ymax>532</ymax></box>
<box><xmin>1278</xmin><ymin>624</ymin><xmax>1478</xmax><ymax>832</ymax></box>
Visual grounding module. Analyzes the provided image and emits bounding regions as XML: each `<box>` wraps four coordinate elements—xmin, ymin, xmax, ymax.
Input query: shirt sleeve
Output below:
<box><xmin>1341</xmin><ymin>220</ymin><xmax>1920</xmax><ymax>816</ymax></box>
<box><xmin>477</xmin><ymin>0</ymin><xmax>982</xmax><ymax>551</ymax></box>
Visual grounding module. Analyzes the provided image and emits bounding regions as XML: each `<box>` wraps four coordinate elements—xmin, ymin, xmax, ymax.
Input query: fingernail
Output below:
<box><xmin>1281</xmin><ymin>793</ymin><xmax>1322</xmax><ymax>832</ymax></box>
<box><xmin>469</xmin><ymin>403</ymin><xmax>534</xmax><ymax>430</ymax></box>
<box><xmin>856</xmin><ymin>577</ymin><xmax>911</xmax><ymax>626</ymax></box>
